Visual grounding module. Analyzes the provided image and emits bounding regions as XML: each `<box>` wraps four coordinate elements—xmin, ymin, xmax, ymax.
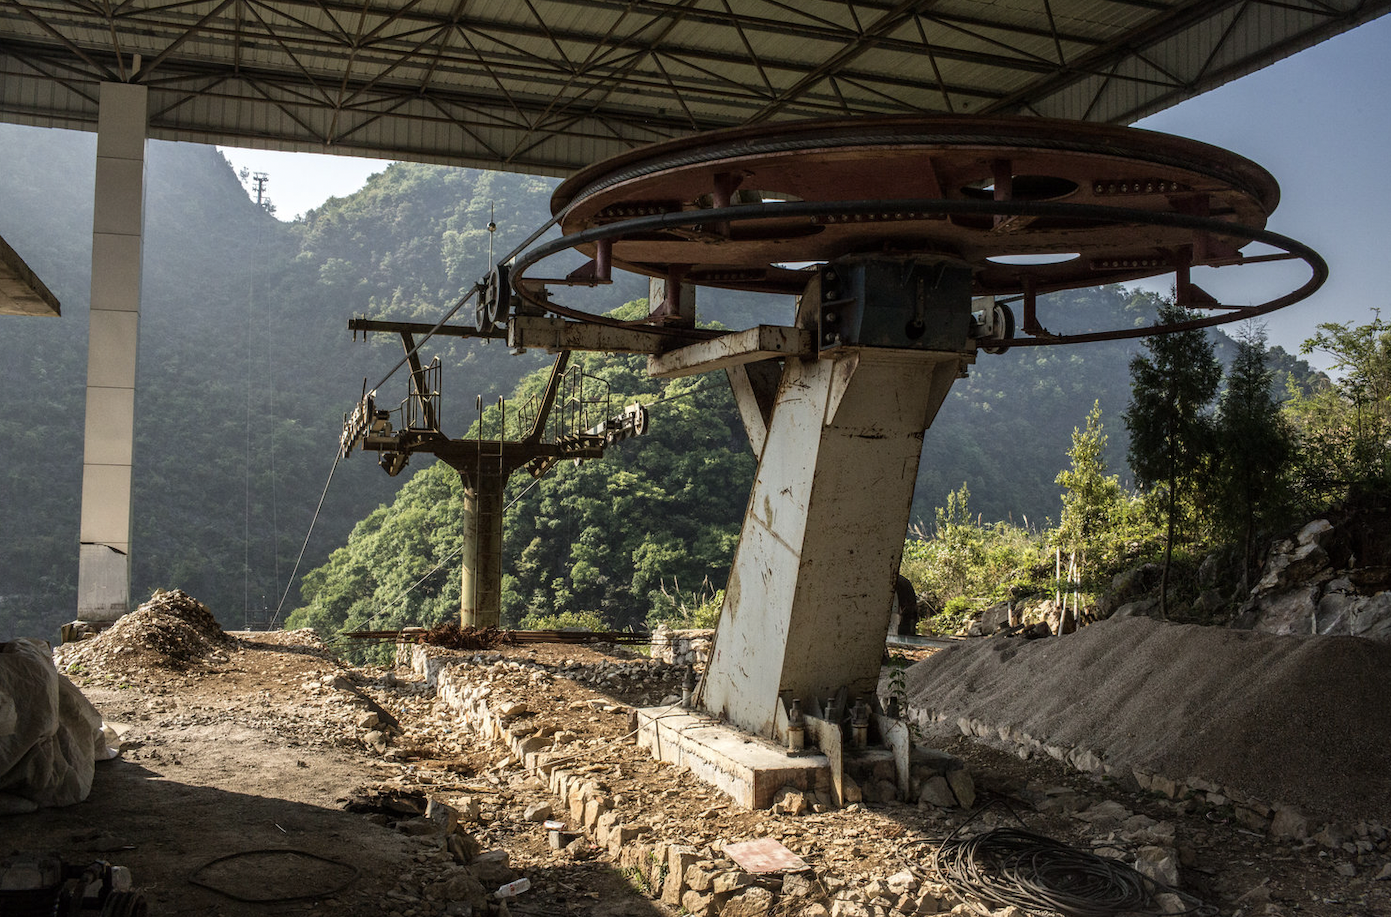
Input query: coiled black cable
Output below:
<box><xmin>930</xmin><ymin>801</ymin><xmax>1218</xmax><ymax>917</ymax></box>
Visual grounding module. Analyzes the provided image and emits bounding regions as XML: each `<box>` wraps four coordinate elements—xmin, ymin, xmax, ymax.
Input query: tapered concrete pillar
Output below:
<box><xmin>700</xmin><ymin>350</ymin><xmax>965</xmax><ymax>738</ymax></box>
<box><xmin>699</xmin><ymin>258</ymin><xmax>976</xmax><ymax>740</ymax></box>
<box><xmin>77</xmin><ymin>82</ymin><xmax>147</xmax><ymax>623</ymax></box>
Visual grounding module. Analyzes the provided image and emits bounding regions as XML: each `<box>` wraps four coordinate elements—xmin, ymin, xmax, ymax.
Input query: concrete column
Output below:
<box><xmin>77</xmin><ymin>82</ymin><xmax>148</xmax><ymax>623</ymax></box>
<box><xmin>459</xmin><ymin>468</ymin><xmax>505</xmax><ymax>629</ymax></box>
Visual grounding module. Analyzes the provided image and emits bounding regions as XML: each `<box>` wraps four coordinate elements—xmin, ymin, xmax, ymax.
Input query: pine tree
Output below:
<box><xmin>1123</xmin><ymin>302</ymin><xmax>1222</xmax><ymax>617</ymax></box>
<box><xmin>1215</xmin><ymin>326</ymin><xmax>1295</xmax><ymax>588</ymax></box>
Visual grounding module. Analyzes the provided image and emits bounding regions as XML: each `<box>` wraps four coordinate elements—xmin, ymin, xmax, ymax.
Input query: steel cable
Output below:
<box><xmin>930</xmin><ymin>802</ymin><xmax>1218</xmax><ymax>917</ymax></box>
<box><xmin>270</xmin><ymin>452</ymin><xmax>340</xmax><ymax>627</ymax></box>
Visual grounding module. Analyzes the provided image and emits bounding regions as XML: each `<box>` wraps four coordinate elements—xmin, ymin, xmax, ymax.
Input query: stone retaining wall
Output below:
<box><xmin>648</xmin><ymin>625</ymin><xmax>712</xmax><ymax>668</ymax></box>
<box><xmin>398</xmin><ymin>643</ymin><xmax>965</xmax><ymax>917</ymax></box>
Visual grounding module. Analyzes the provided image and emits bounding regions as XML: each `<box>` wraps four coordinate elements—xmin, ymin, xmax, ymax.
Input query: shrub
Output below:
<box><xmin>646</xmin><ymin>577</ymin><xmax>724</xmax><ymax>629</ymax></box>
<box><xmin>901</xmin><ymin>483</ymin><xmax>1051</xmax><ymax>629</ymax></box>
<box><xmin>517</xmin><ymin>609</ymin><xmax>607</xmax><ymax>632</ymax></box>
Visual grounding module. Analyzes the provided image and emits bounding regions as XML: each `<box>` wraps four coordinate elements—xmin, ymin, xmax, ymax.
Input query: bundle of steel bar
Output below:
<box><xmin>340</xmin><ymin>627</ymin><xmax>651</xmax><ymax>647</ymax></box>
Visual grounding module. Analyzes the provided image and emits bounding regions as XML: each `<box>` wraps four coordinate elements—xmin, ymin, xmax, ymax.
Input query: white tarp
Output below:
<box><xmin>0</xmin><ymin>639</ymin><xmax>105</xmax><ymax>812</ymax></box>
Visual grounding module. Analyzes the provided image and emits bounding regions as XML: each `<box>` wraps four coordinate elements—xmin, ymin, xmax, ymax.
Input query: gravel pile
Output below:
<box><xmin>902</xmin><ymin>616</ymin><xmax>1391</xmax><ymax>826</ymax></box>
<box><xmin>57</xmin><ymin>589</ymin><xmax>235</xmax><ymax>674</ymax></box>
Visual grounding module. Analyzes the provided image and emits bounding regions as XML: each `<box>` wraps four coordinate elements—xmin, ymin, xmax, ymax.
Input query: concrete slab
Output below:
<box><xmin>636</xmin><ymin>707</ymin><xmax>831</xmax><ymax>810</ymax></box>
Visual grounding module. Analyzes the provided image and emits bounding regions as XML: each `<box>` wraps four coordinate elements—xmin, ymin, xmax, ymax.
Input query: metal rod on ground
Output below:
<box><xmin>341</xmin><ymin>628</ymin><xmax>652</xmax><ymax>646</ymax></box>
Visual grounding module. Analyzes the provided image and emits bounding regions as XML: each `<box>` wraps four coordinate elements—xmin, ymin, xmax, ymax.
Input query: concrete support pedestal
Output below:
<box><xmin>77</xmin><ymin>82</ymin><xmax>147</xmax><ymax>624</ymax></box>
<box><xmin>636</xmin><ymin>707</ymin><xmax>831</xmax><ymax>809</ymax></box>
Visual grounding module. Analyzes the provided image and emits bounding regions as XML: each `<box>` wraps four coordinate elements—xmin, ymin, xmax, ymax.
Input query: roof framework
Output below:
<box><xmin>1</xmin><ymin>0</ymin><xmax>1388</xmax><ymax>177</ymax></box>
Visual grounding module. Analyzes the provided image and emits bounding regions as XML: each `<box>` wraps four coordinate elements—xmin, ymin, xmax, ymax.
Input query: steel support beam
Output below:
<box><xmin>725</xmin><ymin>359</ymin><xmax>782</xmax><ymax>457</ymax></box>
<box><xmin>648</xmin><ymin>325</ymin><xmax>812</xmax><ymax>379</ymax></box>
<box><xmin>509</xmin><ymin>314</ymin><xmax>680</xmax><ymax>354</ymax></box>
<box><xmin>77</xmin><ymin>82</ymin><xmax>147</xmax><ymax>624</ymax></box>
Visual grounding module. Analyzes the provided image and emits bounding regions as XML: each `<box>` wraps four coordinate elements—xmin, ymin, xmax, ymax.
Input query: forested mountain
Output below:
<box><xmin>0</xmin><ymin>123</ymin><xmax>1320</xmax><ymax>642</ymax></box>
<box><xmin>0</xmin><ymin>126</ymin><xmax>577</xmax><ymax>638</ymax></box>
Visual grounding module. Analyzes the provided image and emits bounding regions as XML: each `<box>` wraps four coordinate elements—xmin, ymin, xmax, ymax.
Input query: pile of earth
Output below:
<box><xmin>901</xmin><ymin>616</ymin><xmax>1391</xmax><ymax>827</ymax></box>
<box><xmin>55</xmin><ymin>589</ymin><xmax>235</xmax><ymax>674</ymax></box>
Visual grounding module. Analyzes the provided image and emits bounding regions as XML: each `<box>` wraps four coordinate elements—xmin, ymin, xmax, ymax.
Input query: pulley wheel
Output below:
<box><xmin>476</xmin><ymin>263</ymin><xmax>511</xmax><ymax>332</ymax></box>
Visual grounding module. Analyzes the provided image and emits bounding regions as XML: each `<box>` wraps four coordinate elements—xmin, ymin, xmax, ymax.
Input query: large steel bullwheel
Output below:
<box><xmin>518</xmin><ymin>116</ymin><xmax>1323</xmax><ymax>347</ymax></box>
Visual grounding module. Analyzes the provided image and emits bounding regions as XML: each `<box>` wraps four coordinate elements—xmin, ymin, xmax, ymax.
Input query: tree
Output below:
<box><xmin>1056</xmin><ymin>401</ymin><xmax>1125</xmax><ymax>555</ymax></box>
<box><xmin>1286</xmin><ymin>313</ymin><xmax>1391</xmax><ymax>500</ymax></box>
<box><xmin>1123</xmin><ymin>302</ymin><xmax>1222</xmax><ymax>617</ymax></box>
<box><xmin>1214</xmin><ymin>326</ymin><xmax>1295</xmax><ymax>587</ymax></box>
<box><xmin>1054</xmin><ymin>401</ymin><xmax>1137</xmax><ymax>617</ymax></box>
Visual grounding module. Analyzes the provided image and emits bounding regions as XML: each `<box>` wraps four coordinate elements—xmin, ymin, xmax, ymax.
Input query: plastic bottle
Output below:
<box><xmin>495</xmin><ymin>877</ymin><xmax>531</xmax><ymax>899</ymax></box>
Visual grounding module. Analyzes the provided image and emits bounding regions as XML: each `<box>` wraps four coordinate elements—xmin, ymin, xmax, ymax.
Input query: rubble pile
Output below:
<box><xmin>56</xmin><ymin>589</ymin><xmax>234</xmax><ymax>674</ymax></box>
<box><xmin>272</xmin><ymin>627</ymin><xmax>330</xmax><ymax>650</ymax></box>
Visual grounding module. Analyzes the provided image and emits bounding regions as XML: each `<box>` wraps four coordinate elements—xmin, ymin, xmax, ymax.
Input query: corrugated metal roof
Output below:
<box><xmin>1</xmin><ymin>0</ymin><xmax>1388</xmax><ymax>176</ymax></box>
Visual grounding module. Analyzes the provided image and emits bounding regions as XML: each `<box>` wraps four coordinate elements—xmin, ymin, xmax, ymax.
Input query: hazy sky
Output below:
<box><xmin>220</xmin><ymin>15</ymin><xmax>1391</xmax><ymax>366</ymax></box>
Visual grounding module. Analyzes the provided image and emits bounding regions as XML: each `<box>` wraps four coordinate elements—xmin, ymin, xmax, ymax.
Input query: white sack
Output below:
<box><xmin>0</xmin><ymin>639</ymin><xmax>104</xmax><ymax>809</ymax></box>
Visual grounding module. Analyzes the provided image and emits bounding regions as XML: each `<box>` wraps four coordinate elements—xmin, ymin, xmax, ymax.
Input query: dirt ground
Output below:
<box><xmin>7</xmin><ymin>612</ymin><xmax>1390</xmax><ymax>916</ymax></box>
<box><xmin>13</xmin><ymin>629</ymin><xmax>669</xmax><ymax>916</ymax></box>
